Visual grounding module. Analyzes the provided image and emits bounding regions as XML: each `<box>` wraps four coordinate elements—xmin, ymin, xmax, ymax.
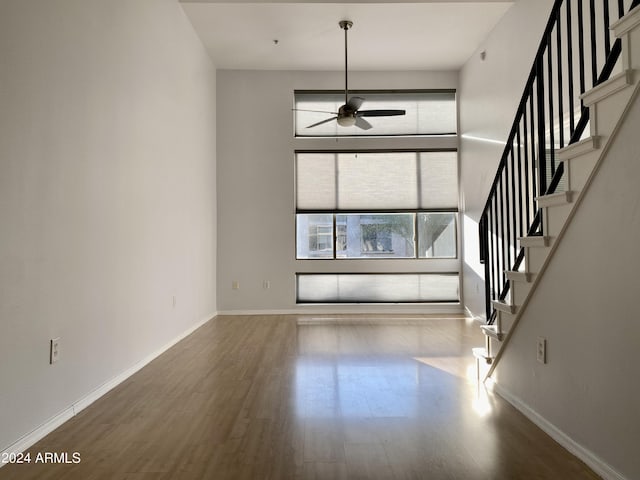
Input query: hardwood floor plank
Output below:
<box><xmin>0</xmin><ymin>315</ymin><xmax>601</xmax><ymax>480</ymax></box>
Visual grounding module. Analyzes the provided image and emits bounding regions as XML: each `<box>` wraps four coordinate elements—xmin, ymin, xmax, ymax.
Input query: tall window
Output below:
<box><xmin>295</xmin><ymin>151</ymin><xmax>458</xmax><ymax>259</ymax></box>
<box><xmin>294</xmin><ymin>89</ymin><xmax>459</xmax><ymax>304</ymax></box>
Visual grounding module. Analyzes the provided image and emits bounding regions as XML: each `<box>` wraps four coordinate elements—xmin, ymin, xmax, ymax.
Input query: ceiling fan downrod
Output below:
<box><xmin>339</xmin><ymin>20</ymin><xmax>353</xmax><ymax>106</ymax></box>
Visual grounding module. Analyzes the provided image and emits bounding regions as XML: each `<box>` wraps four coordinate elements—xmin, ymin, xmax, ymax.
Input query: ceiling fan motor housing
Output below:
<box><xmin>337</xmin><ymin>104</ymin><xmax>357</xmax><ymax>126</ymax></box>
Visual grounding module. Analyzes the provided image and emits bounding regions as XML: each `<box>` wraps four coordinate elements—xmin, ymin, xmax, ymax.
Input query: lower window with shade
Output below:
<box><xmin>296</xmin><ymin>273</ymin><xmax>460</xmax><ymax>304</ymax></box>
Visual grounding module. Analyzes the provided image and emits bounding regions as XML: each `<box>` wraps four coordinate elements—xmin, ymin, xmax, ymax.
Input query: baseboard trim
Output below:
<box><xmin>297</xmin><ymin>313</ymin><xmax>469</xmax><ymax>325</ymax></box>
<box><xmin>0</xmin><ymin>408</ymin><xmax>76</xmax><ymax>464</ymax></box>
<box><xmin>217</xmin><ymin>309</ymin><xmax>303</xmax><ymax>316</ymax></box>
<box><xmin>0</xmin><ymin>313</ymin><xmax>215</xmax><ymax>461</ymax></box>
<box><xmin>492</xmin><ymin>383</ymin><xmax>627</xmax><ymax>480</ymax></box>
<box><xmin>464</xmin><ymin>306</ymin><xmax>486</xmax><ymax>324</ymax></box>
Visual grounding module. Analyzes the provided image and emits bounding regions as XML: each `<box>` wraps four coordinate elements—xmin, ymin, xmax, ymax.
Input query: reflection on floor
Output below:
<box><xmin>2</xmin><ymin>315</ymin><xmax>599</xmax><ymax>479</ymax></box>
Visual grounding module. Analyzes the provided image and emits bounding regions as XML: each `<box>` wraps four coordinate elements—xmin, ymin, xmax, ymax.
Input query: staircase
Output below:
<box><xmin>474</xmin><ymin>0</ymin><xmax>640</xmax><ymax>378</ymax></box>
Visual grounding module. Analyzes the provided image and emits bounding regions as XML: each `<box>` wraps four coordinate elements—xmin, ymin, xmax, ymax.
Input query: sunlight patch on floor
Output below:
<box><xmin>413</xmin><ymin>356</ymin><xmax>474</xmax><ymax>380</ymax></box>
<box><xmin>472</xmin><ymin>384</ymin><xmax>493</xmax><ymax>417</ymax></box>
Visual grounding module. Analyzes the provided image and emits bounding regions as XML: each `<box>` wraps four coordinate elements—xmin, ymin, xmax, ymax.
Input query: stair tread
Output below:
<box><xmin>506</xmin><ymin>270</ymin><xmax>534</xmax><ymax>282</ymax></box>
<box><xmin>557</xmin><ymin>136</ymin><xmax>600</xmax><ymax>161</ymax></box>
<box><xmin>492</xmin><ymin>299</ymin><xmax>517</xmax><ymax>314</ymax></box>
<box><xmin>581</xmin><ymin>70</ymin><xmax>633</xmax><ymax>106</ymax></box>
<box><xmin>472</xmin><ymin>347</ymin><xmax>494</xmax><ymax>363</ymax></box>
<box><xmin>480</xmin><ymin>324</ymin><xmax>505</xmax><ymax>340</ymax></box>
<box><xmin>536</xmin><ymin>190</ymin><xmax>573</xmax><ymax>207</ymax></box>
<box><xmin>519</xmin><ymin>235</ymin><xmax>550</xmax><ymax>247</ymax></box>
<box><xmin>612</xmin><ymin>5</ymin><xmax>640</xmax><ymax>38</ymax></box>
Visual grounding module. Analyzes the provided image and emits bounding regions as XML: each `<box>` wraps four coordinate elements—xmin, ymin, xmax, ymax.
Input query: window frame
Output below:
<box><xmin>293</xmin><ymin>89</ymin><xmax>461</xmax><ymax>305</ymax></box>
<box><xmin>295</xmin><ymin>148</ymin><xmax>459</xmax><ymax>260</ymax></box>
<box><xmin>294</xmin><ymin>89</ymin><xmax>458</xmax><ymax>138</ymax></box>
<box><xmin>295</xmin><ymin>211</ymin><xmax>458</xmax><ymax>260</ymax></box>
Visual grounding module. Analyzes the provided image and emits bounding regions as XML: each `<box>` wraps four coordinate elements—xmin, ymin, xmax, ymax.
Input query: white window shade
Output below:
<box><xmin>296</xmin><ymin>151</ymin><xmax>458</xmax><ymax>211</ymax></box>
<box><xmin>296</xmin><ymin>273</ymin><xmax>460</xmax><ymax>303</ymax></box>
<box><xmin>420</xmin><ymin>151</ymin><xmax>459</xmax><ymax>209</ymax></box>
<box><xmin>296</xmin><ymin>153</ymin><xmax>336</xmax><ymax>210</ymax></box>
<box><xmin>337</xmin><ymin>152</ymin><xmax>417</xmax><ymax>210</ymax></box>
<box><xmin>295</xmin><ymin>91</ymin><xmax>456</xmax><ymax>137</ymax></box>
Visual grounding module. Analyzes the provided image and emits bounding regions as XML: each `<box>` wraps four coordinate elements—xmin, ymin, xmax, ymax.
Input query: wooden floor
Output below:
<box><xmin>1</xmin><ymin>315</ymin><xmax>600</xmax><ymax>480</ymax></box>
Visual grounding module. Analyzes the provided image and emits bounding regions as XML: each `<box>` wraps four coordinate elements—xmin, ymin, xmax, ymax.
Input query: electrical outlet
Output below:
<box><xmin>50</xmin><ymin>338</ymin><xmax>60</xmax><ymax>364</ymax></box>
<box><xmin>263</xmin><ymin>280</ymin><xmax>271</xmax><ymax>289</ymax></box>
<box><xmin>537</xmin><ymin>337</ymin><xmax>546</xmax><ymax>364</ymax></box>
<box><xmin>232</xmin><ymin>281</ymin><xmax>240</xmax><ymax>290</ymax></box>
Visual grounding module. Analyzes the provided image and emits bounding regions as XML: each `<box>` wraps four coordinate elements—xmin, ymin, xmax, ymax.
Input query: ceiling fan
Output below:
<box><xmin>299</xmin><ymin>20</ymin><xmax>406</xmax><ymax>130</ymax></box>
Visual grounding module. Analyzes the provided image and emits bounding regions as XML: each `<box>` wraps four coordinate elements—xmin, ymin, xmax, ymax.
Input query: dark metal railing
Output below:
<box><xmin>479</xmin><ymin>0</ymin><xmax>639</xmax><ymax>323</ymax></box>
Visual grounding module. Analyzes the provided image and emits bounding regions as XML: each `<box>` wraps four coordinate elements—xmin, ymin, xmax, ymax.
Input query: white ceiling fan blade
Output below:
<box><xmin>355</xmin><ymin>116</ymin><xmax>373</xmax><ymax>130</ymax></box>
<box><xmin>307</xmin><ymin>116</ymin><xmax>338</xmax><ymax>129</ymax></box>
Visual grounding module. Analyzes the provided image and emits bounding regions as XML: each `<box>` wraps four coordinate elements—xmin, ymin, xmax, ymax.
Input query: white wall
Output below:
<box><xmin>216</xmin><ymin>70</ymin><xmax>462</xmax><ymax>313</ymax></box>
<box><xmin>495</xmin><ymin>89</ymin><xmax>640</xmax><ymax>480</ymax></box>
<box><xmin>0</xmin><ymin>0</ymin><xmax>217</xmax><ymax>452</ymax></box>
<box><xmin>458</xmin><ymin>0</ymin><xmax>555</xmax><ymax>318</ymax></box>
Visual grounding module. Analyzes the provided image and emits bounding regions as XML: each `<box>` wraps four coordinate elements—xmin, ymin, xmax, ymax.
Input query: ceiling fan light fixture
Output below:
<box><xmin>337</xmin><ymin>115</ymin><xmax>356</xmax><ymax>127</ymax></box>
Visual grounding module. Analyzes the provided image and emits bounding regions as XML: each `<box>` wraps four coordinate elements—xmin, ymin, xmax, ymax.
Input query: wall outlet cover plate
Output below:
<box><xmin>537</xmin><ymin>337</ymin><xmax>546</xmax><ymax>364</ymax></box>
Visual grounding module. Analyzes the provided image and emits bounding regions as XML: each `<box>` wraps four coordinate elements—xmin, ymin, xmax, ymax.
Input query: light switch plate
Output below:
<box><xmin>50</xmin><ymin>338</ymin><xmax>60</xmax><ymax>364</ymax></box>
<box><xmin>537</xmin><ymin>337</ymin><xmax>546</xmax><ymax>364</ymax></box>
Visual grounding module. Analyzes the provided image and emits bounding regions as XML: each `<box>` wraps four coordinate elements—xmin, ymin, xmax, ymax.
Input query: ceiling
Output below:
<box><xmin>180</xmin><ymin>1</ymin><xmax>514</xmax><ymax>71</ymax></box>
